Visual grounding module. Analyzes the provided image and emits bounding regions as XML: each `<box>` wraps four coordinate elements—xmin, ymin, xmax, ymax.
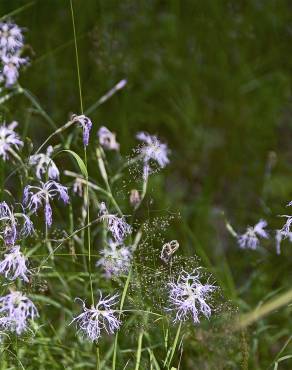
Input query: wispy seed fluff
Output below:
<box><xmin>70</xmin><ymin>292</ymin><xmax>121</xmax><ymax>342</ymax></box>
<box><xmin>168</xmin><ymin>269</ymin><xmax>217</xmax><ymax>324</ymax></box>
<box><xmin>237</xmin><ymin>219</ymin><xmax>269</xmax><ymax>250</ymax></box>
<box><xmin>0</xmin><ymin>291</ymin><xmax>38</xmax><ymax>335</ymax></box>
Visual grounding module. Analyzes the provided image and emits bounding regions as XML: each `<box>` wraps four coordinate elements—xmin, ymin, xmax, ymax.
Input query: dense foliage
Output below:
<box><xmin>0</xmin><ymin>1</ymin><xmax>292</xmax><ymax>369</ymax></box>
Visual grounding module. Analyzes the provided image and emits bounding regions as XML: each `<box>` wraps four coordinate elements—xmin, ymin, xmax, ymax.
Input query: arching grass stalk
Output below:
<box><xmin>0</xmin><ymin>89</ymin><xmax>20</xmax><ymax>104</ymax></box>
<box><xmin>85</xmin><ymin>79</ymin><xmax>127</xmax><ymax>116</ymax></box>
<box><xmin>0</xmin><ymin>1</ymin><xmax>35</xmax><ymax>22</ymax></box>
<box><xmin>34</xmin><ymin>119</ymin><xmax>74</xmax><ymax>156</ymax></box>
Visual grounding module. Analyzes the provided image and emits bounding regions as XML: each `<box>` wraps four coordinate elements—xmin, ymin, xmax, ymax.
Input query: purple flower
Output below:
<box><xmin>23</xmin><ymin>180</ymin><xmax>69</xmax><ymax>227</ymax></box>
<box><xmin>0</xmin><ymin>22</ymin><xmax>24</xmax><ymax>54</ymax></box>
<box><xmin>73</xmin><ymin>178</ymin><xmax>83</xmax><ymax>197</ymax></box>
<box><xmin>280</xmin><ymin>216</ymin><xmax>292</xmax><ymax>235</ymax></box>
<box><xmin>0</xmin><ymin>121</ymin><xmax>23</xmax><ymax>161</ymax></box>
<box><xmin>1</xmin><ymin>54</ymin><xmax>28</xmax><ymax>87</ymax></box>
<box><xmin>70</xmin><ymin>292</ymin><xmax>121</xmax><ymax>342</ymax></box>
<box><xmin>96</xmin><ymin>239</ymin><xmax>132</xmax><ymax>279</ymax></box>
<box><xmin>278</xmin><ymin>200</ymin><xmax>292</xmax><ymax>235</ymax></box>
<box><xmin>0</xmin><ymin>246</ymin><xmax>29</xmax><ymax>282</ymax></box>
<box><xmin>275</xmin><ymin>228</ymin><xmax>292</xmax><ymax>255</ymax></box>
<box><xmin>29</xmin><ymin>146</ymin><xmax>60</xmax><ymax>180</ymax></box>
<box><xmin>99</xmin><ymin>202</ymin><xmax>131</xmax><ymax>243</ymax></box>
<box><xmin>0</xmin><ymin>291</ymin><xmax>38</xmax><ymax>335</ymax></box>
<box><xmin>135</xmin><ymin>132</ymin><xmax>170</xmax><ymax>179</ymax></box>
<box><xmin>98</xmin><ymin>126</ymin><xmax>120</xmax><ymax>151</ymax></box>
<box><xmin>72</xmin><ymin>114</ymin><xmax>93</xmax><ymax>146</ymax></box>
<box><xmin>0</xmin><ymin>201</ymin><xmax>33</xmax><ymax>246</ymax></box>
<box><xmin>237</xmin><ymin>219</ymin><xmax>269</xmax><ymax>250</ymax></box>
<box><xmin>0</xmin><ymin>21</ymin><xmax>29</xmax><ymax>87</ymax></box>
<box><xmin>168</xmin><ymin>270</ymin><xmax>217</xmax><ymax>324</ymax></box>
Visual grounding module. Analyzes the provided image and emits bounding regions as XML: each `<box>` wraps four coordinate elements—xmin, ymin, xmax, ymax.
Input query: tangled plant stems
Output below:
<box><xmin>0</xmin><ymin>16</ymin><xmax>220</xmax><ymax>362</ymax></box>
<box><xmin>1</xmin><ymin>11</ymin><xmax>291</xmax><ymax>369</ymax></box>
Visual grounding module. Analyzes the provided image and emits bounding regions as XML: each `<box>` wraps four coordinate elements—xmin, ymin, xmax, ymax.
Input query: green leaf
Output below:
<box><xmin>56</xmin><ymin>149</ymin><xmax>88</xmax><ymax>178</ymax></box>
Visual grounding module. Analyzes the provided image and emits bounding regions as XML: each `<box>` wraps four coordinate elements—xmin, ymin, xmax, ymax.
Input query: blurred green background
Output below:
<box><xmin>1</xmin><ymin>0</ymin><xmax>292</xmax><ymax>368</ymax></box>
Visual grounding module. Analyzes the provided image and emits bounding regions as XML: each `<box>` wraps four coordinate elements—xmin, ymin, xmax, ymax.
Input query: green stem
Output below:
<box><xmin>70</xmin><ymin>0</ymin><xmax>93</xmax><ymax>307</ymax></box>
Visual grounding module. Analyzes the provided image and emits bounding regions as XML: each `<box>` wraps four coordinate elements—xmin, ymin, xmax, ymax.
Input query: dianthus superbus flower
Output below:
<box><xmin>23</xmin><ymin>180</ymin><xmax>69</xmax><ymax>227</ymax></box>
<box><xmin>237</xmin><ymin>219</ymin><xmax>269</xmax><ymax>250</ymax></box>
<box><xmin>0</xmin><ymin>245</ymin><xmax>29</xmax><ymax>282</ymax></box>
<box><xmin>168</xmin><ymin>270</ymin><xmax>217</xmax><ymax>324</ymax></box>
<box><xmin>275</xmin><ymin>228</ymin><xmax>292</xmax><ymax>255</ymax></box>
<box><xmin>96</xmin><ymin>239</ymin><xmax>132</xmax><ymax>278</ymax></box>
<box><xmin>72</xmin><ymin>114</ymin><xmax>93</xmax><ymax>146</ymax></box>
<box><xmin>0</xmin><ymin>291</ymin><xmax>38</xmax><ymax>335</ymax></box>
<box><xmin>98</xmin><ymin>126</ymin><xmax>120</xmax><ymax>151</ymax></box>
<box><xmin>29</xmin><ymin>146</ymin><xmax>60</xmax><ymax>180</ymax></box>
<box><xmin>70</xmin><ymin>292</ymin><xmax>121</xmax><ymax>342</ymax></box>
<box><xmin>0</xmin><ymin>201</ymin><xmax>33</xmax><ymax>246</ymax></box>
<box><xmin>135</xmin><ymin>131</ymin><xmax>170</xmax><ymax>179</ymax></box>
<box><xmin>0</xmin><ymin>21</ymin><xmax>24</xmax><ymax>54</ymax></box>
<box><xmin>1</xmin><ymin>54</ymin><xmax>28</xmax><ymax>87</ymax></box>
<box><xmin>99</xmin><ymin>202</ymin><xmax>131</xmax><ymax>243</ymax></box>
<box><xmin>0</xmin><ymin>121</ymin><xmax>23</xmax><ymax>161</ymax></box>
<box><xmin>0</xmin><ymin>21</ymin><xmax>28</xmax><ymax>87</ymax></box>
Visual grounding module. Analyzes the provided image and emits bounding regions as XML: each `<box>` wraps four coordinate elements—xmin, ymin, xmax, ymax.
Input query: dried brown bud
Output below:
<box><xmin>130</xmin><ymin>189</ymin><xmax>141</xmax><ymax>207</ymax></box>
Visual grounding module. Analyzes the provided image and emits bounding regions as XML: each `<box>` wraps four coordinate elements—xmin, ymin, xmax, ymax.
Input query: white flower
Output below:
<box><xmin>0</xmin><ymin>246</ymin><xmax>29</xmax><ymax>282</ymax></box>
<box><xmin>135</xmin><ymin>132</ymin><xmax>170</xmax><ymax>179</ymax></box>
<box><xmin>237</xmin><ymin>219</ymin><xmax>269</xmax><ymax>250</ymax></box>
<box><xmin>96</xmin><ymin>239</ymin><xmax>132</xmax><ymax>278</ymax></box>
<box><xmin>0</xmin><ymin>22</ymin><xmax>24</xmax><ymax>54</ymax></box>
<box><xmin>0</xmin><ymin>291</ymin><xmax>38</xmax><ymax>335</ymax></box>
<box><xmin>0</xmin><ymin>201</ymin><xmax>33</xmax><ymax>246</ymax></box>
<box><xmin>1</xmin><ymin>54</ymin><xmax>28</xmax><ymax>87</ymax></box>
<box><xmin>29</xmin><ymin>146</ymin><xmax>60</xmax><ymax>180</ymax></box>
<box><xmin>99</xmin><ymin>202</ymin><xmax>131</xmax><ymax>243</ymax></box>
<box><xmin>275</xmin><ymin>229</ymin><xmax>292</xmax><ymax>255</ymax></box>
<box><xmin>0</xmin><ymin>121</ymin><xmax>23</xmax><ymax>161</ymax></box>
<box><xmin>168</xmin><ymin>270</ymin><xmax>217</xmax><ymax>324</ymax></box>
<box><xmin>98</xmin><ymin>126</ymin><xmax>120</xmax><ymax>151</ymax></box>
<box><xmin>70</xmin><ymin>292</ymin><xmax>121</xmax><ymax>342</ymax></box>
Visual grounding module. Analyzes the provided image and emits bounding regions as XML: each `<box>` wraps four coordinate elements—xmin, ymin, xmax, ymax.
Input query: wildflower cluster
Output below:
<box><xmin>0</xmin><ymin>19</ymin><xmax>220</xmax><ymax>349</ymax></box>
<box><xmin>0</xmin><ymin>21</ymin><xmax>28</xmax><ymax>87</ymax></box>
<box><xmin>233</xmin><ymin>200</ymin><xmax>292</xmax><ymax>254</ymax></box>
